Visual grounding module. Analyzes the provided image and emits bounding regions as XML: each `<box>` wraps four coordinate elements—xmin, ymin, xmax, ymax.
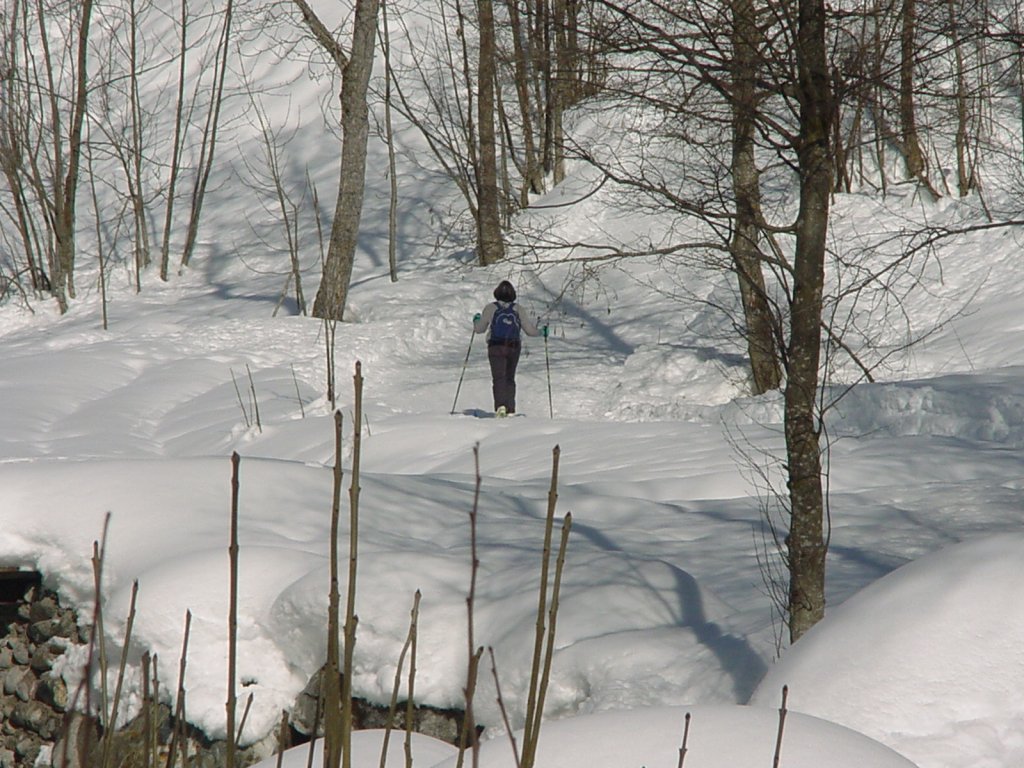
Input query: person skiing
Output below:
<box><xmin>473</xmin><ymin>280</ymin><xmax>542</xmax><ymax>416</ymax></box>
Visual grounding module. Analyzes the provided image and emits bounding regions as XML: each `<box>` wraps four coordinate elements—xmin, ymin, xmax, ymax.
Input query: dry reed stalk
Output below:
<box><xmin>245</xmin><ymin>365</ymin><xmax>262</xmax><ymax>433</ymax></box>
<box><xmin>324</xmin><ymin>409</ymin><xmax>344</xmax><ymax>768</ymax></box>
<box><xmin>227</xmin><ymin>452</ymin><xmax>241</xmax><ymax>768</ymax></box>
<box><xmin>519</xmin><ymin>446</ymin><xmax>562</xmax><ymax>768</ymax></box>
<box><xmin>404</xmin><ymin>589</ymin><xmax>420</xmax><ymax>768</ymax></box>
<box><xmin>487</xmin><ymin>648</ymin><xmax>522</xmax><ymax>768</ymax></box>
<box><xmin>165</xmin><ymin>610</ymin><xmax>192</xmax><ymax>768</ymax></box>
<box><xmin>275</xmin><ymin>710</ymin><xmax>290</xmax><ymax>768</ymax></box>
<box><xmin>307</xmin><ymin>682</ymin><xmax>325</xmax><ymax>768</ymax></box>
<box><xmin>141</xmin><ymin>653</ymin><xmax>152</xmax><ymax>768</ymax></box>
<box><xmin>230</xmin><ymin>369</ymin><xmax>251</xmax><ymax>428</ymax></box>
<box><xmin>377</xmin><ymin>590</ymin><xmax>422</xmax><ymax>768</ymax></box>
<box><xmin>341</xmin><ymin>362</ymin><xmax>364</xmax><ymax>768</ymax></box>
<box><xmin>236</xmin><ymin>692</ymin><xmax>255</xmax><ymax>748</ymax></box>
<box><xmin>773</xmin><ymin>685</ymin><xmax>789</xmax><ymax>768</ymax></box>
<box><xmin>677</xmin><ymin>712</ymin><xmax>691</xmax><ymax>768</ymax></box>
<box><xmin>100</xmin><ymin>579</ymin><xmax>139</xmax><ymax>767</ymax></box>
<box><xmin>525</xmin><ymin>511</ymin><xmax>571</xmax><ymax>768</ymax></box>
<box><xmin>455</xmin><ymin>445</ymin><xmax>485</xmax><ymax>768</ymax></box>
<box><xmin>90</xmin><ymin>528</ymin><xmax>110</xmax><ymax>729</ymax></box>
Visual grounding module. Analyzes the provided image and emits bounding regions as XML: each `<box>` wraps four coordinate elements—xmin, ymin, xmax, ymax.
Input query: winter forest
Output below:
<box><xmin>3</xmin><ymin>0</ymin><xmax>1024</xmax><ymax>766</ymax></box>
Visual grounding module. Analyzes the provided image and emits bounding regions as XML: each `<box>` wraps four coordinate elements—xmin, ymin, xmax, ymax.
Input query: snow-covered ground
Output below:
<box><xmin>4</xmin><ymin>3</ymin><xmax>1024</xmax><ymax>767</ymax></box>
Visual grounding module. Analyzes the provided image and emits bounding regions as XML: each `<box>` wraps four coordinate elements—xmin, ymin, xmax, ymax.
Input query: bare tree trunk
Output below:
<box><xmin>870</xmin><ymin>0</ymin><xmax>889</xmax><ymax>196</ymax></box>
<box><xmin>128</xmin><ymin>0</ymin><xmax>151</xmax><ymax>291</ymax></box>
<box><xmin>0</xmin><ymin>4</ymin><xmax>49</xmax><ymax>296</ymax></box>
<box><xmin>508</xmin><ymin>0</ymin><xmax>544</xmax><ymax>202</ymax></box>
<box><xmin>51</xmin><ymin>0</ymin><xmax>95</xmax><ymax>312</ymax></box>
<box><xmin>898</xmin><ymin>0</ymin><xmax>936</xmax><ymax>196</ymax></box>
<box><xmin>476</xmin><ymin>0</ymin><xmax>505</xmax><ymax>265</ymax></box>
<box><xmin>1016</xmin><ymin>5</ymin><xmax>1024</xmax><ymax>153</ymax></box>
<box><xmin>160</xmin><ymin>0</ymin><xmax>188</xmax><ymax>282</ymax></box>
<box><xmin>295</xmin><ymin>0</ymin><xmax>382</xmax><ymax>320</ymax></box>
<box><xmin>730</xmin><ymin>0</ymin><xmax>781</xmax><ymax>395</ymax></box>
<box><xmin>180</xmin><ymin>0</ymin><xmax>233</xmax><ymax>270</ymax></box>
<box><xmin>785</xmin><ymin>0</ymin><xmax>832</xmax><ymax>644</ymax></box>
<box><xmin>550</xmin><ymin>0</ymin><xmax>567</xmax><ymax>185</ymax></box>
<box><xmin>157</xmin><ymin>0</ymin><xmax>188</xmax><ymax>280</ymax></box>
<box><xmin>381</xmin><ymin>0</ymin><xmax>399</xmax><ymax>282</ymax></box>
<box><xmin>539</xmin><ymin>0</ymin><xmax>555</xmax><ymax>178</ymax></box>
<box><xmin>946</xmin><ymin>0</ymin><xmax>972</xmax><ymax>197</ymax></box>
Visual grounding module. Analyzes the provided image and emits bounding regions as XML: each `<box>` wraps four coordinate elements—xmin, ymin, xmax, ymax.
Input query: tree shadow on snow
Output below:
<box><xmin>569</xmin><ymin>517</ymin><xmax>768</xmax><ymax>703</ymax></box>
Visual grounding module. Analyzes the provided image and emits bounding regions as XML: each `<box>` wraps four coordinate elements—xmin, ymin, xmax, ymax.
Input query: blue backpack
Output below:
<box><xmin>490</xmin><ymin>302</ymin><xmax>522</xmax><ymax>342</ymax></box>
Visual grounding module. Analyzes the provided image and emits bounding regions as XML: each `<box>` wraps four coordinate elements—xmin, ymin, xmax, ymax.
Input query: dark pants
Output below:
<box><xmin>488</xmin><ymin>342</ymin><xmax>521</xmax><ymax>413</ymax></box>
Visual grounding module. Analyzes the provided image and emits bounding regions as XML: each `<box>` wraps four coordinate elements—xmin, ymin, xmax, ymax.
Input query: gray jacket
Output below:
<box><xmin>474</xmin><ymin>301</ymin><xmax>540</xmax><ymax>339</ymax></box>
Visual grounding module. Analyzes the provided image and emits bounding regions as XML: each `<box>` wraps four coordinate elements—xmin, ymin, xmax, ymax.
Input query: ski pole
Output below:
<box><xmin>451</xmin><ymin>324</ymin><xmax>477</xmax><ymax>415</ymax></box>
<box><xmin>543</xmin><ymin>325</ymin><xmax>553</xmax><ymax>418</ymax></box>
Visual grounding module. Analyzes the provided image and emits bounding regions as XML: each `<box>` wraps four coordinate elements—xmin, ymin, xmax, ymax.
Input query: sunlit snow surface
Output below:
<box><xmin>5</xmin><ymin>4</ymin><xmax>1024</xmax><ymax>766</ymax></box>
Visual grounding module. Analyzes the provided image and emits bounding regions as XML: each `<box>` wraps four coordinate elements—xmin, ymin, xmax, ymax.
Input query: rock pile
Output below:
<box><xmin>0</xmin><ymin>579</ymin><xmax>276</xmax><ymax>767</ymax></box>
<box><xmin>1</xmin><ymin>574</ymin><xmax>473</xmax><ymax>767</ymax></box>
<box><xmin>1</xmin><ymin>579</ymin><xmax>79</xmax><ymax>767</ymax></box>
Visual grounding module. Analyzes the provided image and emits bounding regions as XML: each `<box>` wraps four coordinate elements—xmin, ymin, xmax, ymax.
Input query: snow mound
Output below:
<box><xmin>827</xmin><ymin>370</ymin><xmax>1024</xmax><ymax>445</ymax></box>
<box><xmin>750</xmin><ymin>533</ymin><xmax>1024</xmax><ymax>768</ymax></box>
<box><xmin>432</xmin><ymin>705</ymin><xmax>917</xmax><ymax>768</ymax></box>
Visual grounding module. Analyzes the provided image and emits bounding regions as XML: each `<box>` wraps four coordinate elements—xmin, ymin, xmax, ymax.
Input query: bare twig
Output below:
<box><xmin>291</xmin><ymin>363</ymin><xmax>306</xmax><ymax>418</ymax></box>
<box><xmin>677</xmin><ymin>712</ymin><xmax>691</xmax><ymax>768</ymax></box>
<box><xmin>342</xmin><ymin>363</ymin><xmax>365</xmax><ymax>768</ymax></box>
<box><xmin>236</xmin><ymin>692</ymin><xmax>255</xmax><ymax>749</ymax></box>
<box><xmin>456</xmin><ymin>445</ymin><xmax>484</xmax><ymax>768</ymax></box>
<box><xmin>378</xmin><ymin>590</ymin><xmax>422</xmax><ymax>768</ymax></box>
<box><xmin>488</xmin><ymin>648</ymin><xmax>522</xmax><ymax>768</ymax></box>
<box><xmin>246</xmin><ymin>365</ymin><xmax>262</xmax><ymax>433</ymax></box>
<box><xmin>227</xmin><ymin>452</ymin><xmax>241</xmax><ymax>768</ymax></box>
<box><xmin>276</xmin><ymin>710</ymin><xmax>290</xmax><ymax>768</ymax></box>
<box><xmin>773</xmin><ymin>685</ymin><xmax>789</xmax><ymax>768</ymax></box>
<box><xmin>165</xmin><ymin>611</ymin><xmax>192</xmax><ymax>768</ymax></box>
<box><xmin>230</xmin><ymin>369</ymin><xmax>251</xmax><ymax>428</ymax></box>
<box><xmin>101</xmin><ymin>580</ymin><xmax>139</xmax><ymax>766</ymax></box>
<box><xmin>324</xmin><ymin>409</ymin><xmax>344</xmax><ymax>768</ymax></box>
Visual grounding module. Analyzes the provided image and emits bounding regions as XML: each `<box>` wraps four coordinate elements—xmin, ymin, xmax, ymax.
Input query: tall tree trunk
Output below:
<box><xmin>899</xmin><ymin>0</ymin><xmax>936</xmax><ymax>196</ymax></box>
<box><xmin>295</xmin><ymin>0</ymin><xmax>382</xmax><ymax>320</ymax></box>
<box><xmin>786</xmin><ymin>0</ymin><xmax>832</xmax><ymax>644</ymax></box>
<box><xmin>475</xmin><ymin>0</ymin><xmax>505</xmax><ymax>265</ymax></box>
<box><xmin>180</xmin><ymin>0</ymin><xmax>233</xmax><ymax>270</ymax></box>
<box><xmin>381</xmin><ymin>0</ymin><xmax>399</xmax><ymax>282</ymax></box>
<box><xmin>730</xmin><ymin>0</ymin><xmax>781</xmax><ymax>395</ymax></box>
<box><xmin>159</xmin><ymin>0</ymin><xmax>188</xmax><ymax>282</ymax></box>
<box><xmin>550</xmin><ymin>0</ymin><xmax>567</xmax><ymax>185</ymax></box>
<box><xmin>52</xmin><ymin>0</ymin><xmax>95</xmax><ymax>312</ymax></box>
<box><xmin>947</xmin><ymin>0</ymin><xmax>971</xmax><ymax>197</ymax></box>
<box><xmin>128</xmin><ymin>0</ymin><xmax>151</xmax><ymax>290</ymax></box>
<box><xmin>508</xmin><ymin>0</ymin><xmax>544</xmax><ymax>202</ymax></box>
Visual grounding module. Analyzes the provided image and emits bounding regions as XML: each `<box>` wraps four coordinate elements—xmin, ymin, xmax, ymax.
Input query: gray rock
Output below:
<box><xmin>10</xmin><ymin>641</ymin><xmax>29</xmax><ymax>666</ymax></box>
<box><xmin>3</xmin><ymin>666</ymin><xmax>35</xmax><ymax>701</ymax></box>
<box><xmin>27</xmin><ymin>618</ymin><xmax>60</xmax><ymax>645</ymax></box>
<box><xmin>29</xmin><ymin>645</ymin><xmax>54</xmax><ymax>673</ymax></box>
<box><xmin>291</xmin><ymin>664</ymin><xmax>469</xmax><ymax>745</ymax></box>
<box><xmin>11</xmin><ymin>700</ymin><xmax>61</xmax><ymax>740</ymax></box>
<box><xmin>28</xmin><ymin>597</ymin><xmax>58</xmax><ymax>624</ymax></box>
<box><xmin>37</xmin><ymin>675</ymin><xmax>68</xmax><ymax>712</ymax></box>
<box><xmin>13</xmin><ymin>732</ymin><xmax>41</xmax><ymax>763</ymax></box>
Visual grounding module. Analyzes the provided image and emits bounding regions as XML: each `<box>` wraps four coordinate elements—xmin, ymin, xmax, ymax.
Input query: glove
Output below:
<box><xmin>473</xmin><ymin>313</ymin><xmax>481</xmax><ymax>323</ymax></box>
